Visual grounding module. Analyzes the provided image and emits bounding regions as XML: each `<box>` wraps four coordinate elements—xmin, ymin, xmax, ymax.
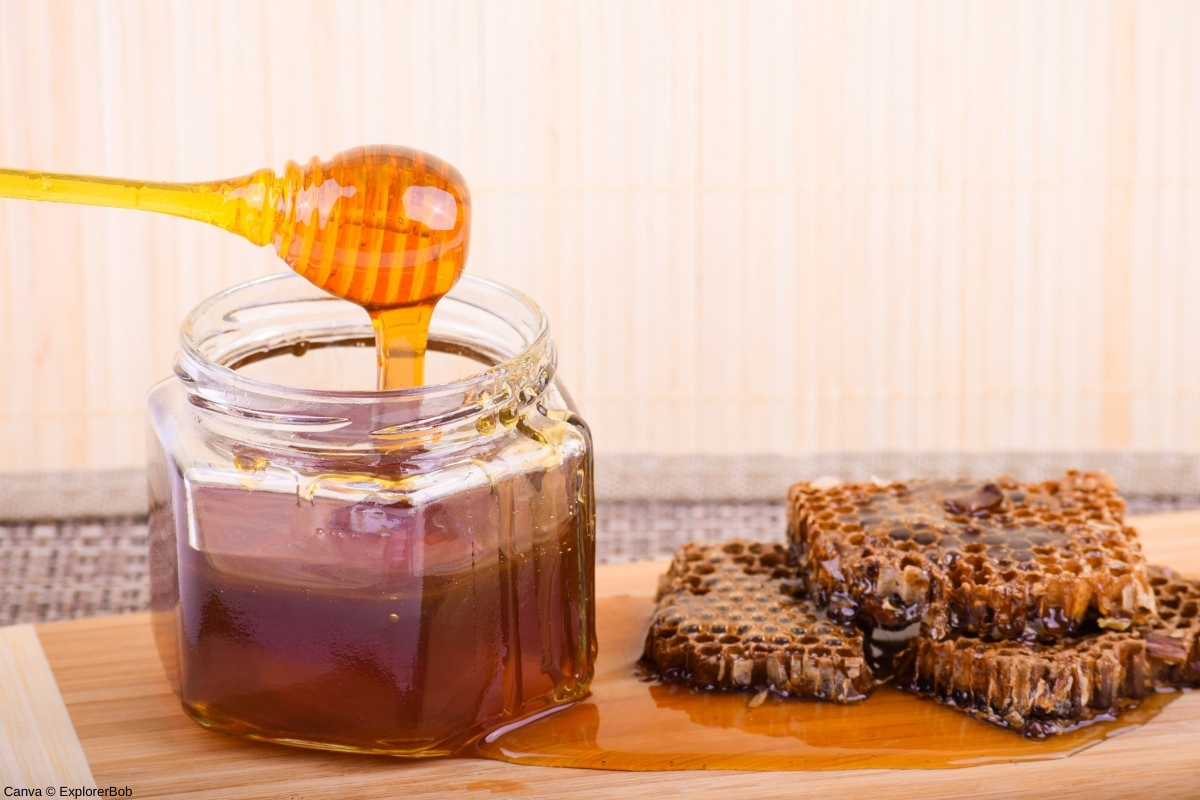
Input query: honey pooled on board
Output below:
<box><xmin>469</xmin><ymin>592</ymin><xmax>1181</xmax><ymax>771</ymax></box>
<box><xmin>0</xmin><ymin>145</ymin><xmax>471</xmax><ymax>389</ymax></box>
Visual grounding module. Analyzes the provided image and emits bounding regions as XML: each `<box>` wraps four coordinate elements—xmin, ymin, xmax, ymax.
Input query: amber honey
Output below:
<box><xmin>467</xmin><ymin>593</ymin><xmax>1181</xmax><ymax>770</ymax></box>
<box><xmin>149</xmin><ymin>280</ymin><xmax>596</xmax><ymax>757</ymax></box>
<box><xmin>176</xmin><ymin>487</ymin><xmax>590</xmax><ymax>756</ymax></box>
<box><xmin>161</xmin><ymin>341</ymin><xmax>594</xmax><ymax>755</ymax></box>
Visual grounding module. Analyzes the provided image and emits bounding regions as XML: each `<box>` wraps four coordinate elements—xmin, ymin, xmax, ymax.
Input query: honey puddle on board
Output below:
<box><xmin>468</xmin><ymin>594</ymin><xmax>1181</xmax><ymax>771</ymax></box>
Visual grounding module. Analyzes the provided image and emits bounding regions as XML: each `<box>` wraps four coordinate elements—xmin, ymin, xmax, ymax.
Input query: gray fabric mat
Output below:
<box><xmin>1</xmin><ymin>518</ymin><xmax>149</xmax><ymax>627</ymax></box>
<box><xmin>3</xmin><ymin>496</ymin><xmax>1198</xmax><ymax>628</ymax></box>
<box><xmin>0</xmin><ymin>469</ymin><xmax>148</xmax><ymax>523</ymax></box>
<box><xmin>7</xmin><ymin>453</ymin><xmax>1200</xmax><ymax>521</ymax></box>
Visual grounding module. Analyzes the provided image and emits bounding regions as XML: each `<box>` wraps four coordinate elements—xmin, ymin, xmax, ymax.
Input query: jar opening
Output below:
<box><xmin>225</xmin><ymin>335</ymin><xmax>497</xmax><ymax>393</ymax></box>
<box><xmin>174</xmin><ymin>273</ymin><xmax>555</xmax><ymax>453</ymax></box>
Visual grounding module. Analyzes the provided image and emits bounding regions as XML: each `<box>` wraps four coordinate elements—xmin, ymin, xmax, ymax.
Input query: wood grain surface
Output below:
<box><xmin>20</xmin><ymin>511</ymin><xmax>1200</xmax><ymax>798</ymax></box>
<box><xmin>0</xmin><ymin>625</ymin><xmax>94</xmax><ymax>790</ymax></box>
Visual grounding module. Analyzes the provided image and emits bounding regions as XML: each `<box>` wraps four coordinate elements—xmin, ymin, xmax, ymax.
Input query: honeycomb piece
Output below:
<box><xmin>787</xmin><ymin>471</ymin><xmax>1156</xmax><ymax>640</ymax></box>
<box><xmin>643</xmin><ymin>540</ymin><xmax>873</xmax><ymax>703</ymax></box>
<box><xmin>894</xmin><ymin>629</ymin><xmax>1148</xmax><ymax>739</ymax></box>
<box><xmin>1143</xmin><ymin>565</ymin><xmax>1200</xmax><ymax>687</ymax></box>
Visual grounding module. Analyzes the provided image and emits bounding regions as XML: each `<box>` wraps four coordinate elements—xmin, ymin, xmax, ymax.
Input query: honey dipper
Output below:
<box><xmin>0</xmin><ymin>145</ymin><xmax>471</xmax><ymax>389</ymax></box>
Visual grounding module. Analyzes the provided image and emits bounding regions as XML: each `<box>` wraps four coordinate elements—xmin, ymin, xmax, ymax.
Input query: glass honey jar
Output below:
<box><xmin>145</xmin><ymin>272</ymin><xmax>596</xmax><ymax>756</ymax></box>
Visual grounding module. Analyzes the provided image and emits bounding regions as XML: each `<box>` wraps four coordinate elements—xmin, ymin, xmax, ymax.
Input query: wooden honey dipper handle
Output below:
<box><xmin>0</xmin><ymin>145</ymin><xmax>472</xmax><ymax>312</ymax></box>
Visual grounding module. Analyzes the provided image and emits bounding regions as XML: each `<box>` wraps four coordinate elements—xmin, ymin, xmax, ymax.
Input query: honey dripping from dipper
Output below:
<box><xmin>0</xmin><ymin>145</ymin><xmax>471</xmax><ymax>389</ymax></box>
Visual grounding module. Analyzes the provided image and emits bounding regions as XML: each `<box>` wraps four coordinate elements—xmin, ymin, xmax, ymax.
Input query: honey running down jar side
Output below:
<box><xmin>145</xmin><ymin>273</ymin><xmax>596</xmax><ymax>756</ymax></box>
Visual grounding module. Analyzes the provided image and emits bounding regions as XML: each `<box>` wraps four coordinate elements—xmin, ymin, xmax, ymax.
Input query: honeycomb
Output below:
<box><xmin>643</xmin><ymin>540</ymin><xmax>873</xmax><ymax>703</ymax></box>
<box><xmin>894</xmin><ymin>628</ymin><xmax>1147</xmax><ymax>739</ymax></box>
<box><xmin>1143</xmin><ymin>565</ymin><xmax>1200</xmax><ymax>687</ymax></box>
<box><xmin>786</xmin><ymin>471</ymin><xmax>1156</xmax><ymax>640</ymax></box>
<box><xmin>889</xmin><ymin>567</ymin><xmax>1199</xmax><ymax>739</ymax></box>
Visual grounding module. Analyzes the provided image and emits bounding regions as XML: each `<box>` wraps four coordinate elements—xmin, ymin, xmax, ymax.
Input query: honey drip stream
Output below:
<box><xmin>465</xmin><ymin>593</ymin><xmax>1182</xmax><ymax>771</ymax></box>
<box><xmin>0</xmin><ymin>145</ymin><xmax>471</xmax><ymax>389</ymax></box>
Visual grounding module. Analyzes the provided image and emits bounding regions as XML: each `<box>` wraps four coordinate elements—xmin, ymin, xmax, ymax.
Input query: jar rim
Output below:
<box><xmin>174</xmin><ymin>273</ymin><xmax>556</xmax><ymax>453</ymax></box>
<box><xmin>179</xmin><ymin>272</ymin><xmax>551</xmax><ymax>401</ymax></box>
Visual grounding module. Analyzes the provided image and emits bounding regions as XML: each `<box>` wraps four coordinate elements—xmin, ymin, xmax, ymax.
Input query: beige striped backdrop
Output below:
<box><xmin>1</xmin><ymin>0</ymin><xmax>1198</xmax><ymax>473</ymax></box>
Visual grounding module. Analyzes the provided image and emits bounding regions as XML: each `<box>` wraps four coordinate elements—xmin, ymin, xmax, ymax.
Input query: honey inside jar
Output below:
<box><xmin>148</xmin><ymin>274</ymin><xmax>596</xmax><ymax>756</ymax></box>
<box><xmin>179</xmin><ymin>440</ymin><xmax>590</xmax><ymax>754</ymax></box>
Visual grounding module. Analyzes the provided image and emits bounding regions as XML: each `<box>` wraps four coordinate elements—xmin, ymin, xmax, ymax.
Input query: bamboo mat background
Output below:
<box><xmin>1</xmin><ymin>0</ymin><xmax>1199</xmax><ymax>472</ymax></box>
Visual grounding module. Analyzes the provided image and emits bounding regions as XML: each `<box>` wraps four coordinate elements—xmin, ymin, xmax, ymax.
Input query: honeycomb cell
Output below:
<box><xmin>787</xmin><ymin>471</ymin><xmax>1156</xmax><ymax>640</ymax></box>
<box><xmin>644</xmin><ymin>540</ymin><xmax>872</xmax><ymax>702</ymax></box>
<box><xmin>895</xmin><ymin>628</ymin><xmax>1147</xmax><ymax>737</ymax></box>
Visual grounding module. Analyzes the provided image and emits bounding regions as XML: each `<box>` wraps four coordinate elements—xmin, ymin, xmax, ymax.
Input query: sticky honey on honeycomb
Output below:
<box><xmin>787</xmin><ymin>471</ymin><xmax>1156</xmax><ymax>640</ymax></box>
<box><xmin>643</xmin><ymin>540</ymin><xmax>872</xmax><ymax>703</ymax></box>
<box><xmin>1143</xmin><ymin>565</ymin><xmax>1200</xmax><ymax>687</ymax></box>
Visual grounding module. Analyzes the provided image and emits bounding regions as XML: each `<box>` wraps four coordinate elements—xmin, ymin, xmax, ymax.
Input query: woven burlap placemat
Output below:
<box><xmin>5</xmin><ymin>453</ymin><xmax>1200</xmax><ymax>522</ymax></box>
<box><xmin>0</xmin><ymin>518</ymin><xmax>149</xmax><ymax>626</ymax></box>
<box><xmin>3</xmin><ymin>454</ymin><xmax>1199</xmax><ymax>626</ymax></box>
<box><xmin>3</xmin><ymin>495</ymin><xmax>1198</xmax><ymax>628</ymax></box>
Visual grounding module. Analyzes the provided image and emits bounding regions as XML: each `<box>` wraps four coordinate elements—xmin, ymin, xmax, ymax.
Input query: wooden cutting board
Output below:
<box><xmin>3</xmin><ymin>511</ymin><xmax>1199</xmax><ymax>799</ymax></box>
